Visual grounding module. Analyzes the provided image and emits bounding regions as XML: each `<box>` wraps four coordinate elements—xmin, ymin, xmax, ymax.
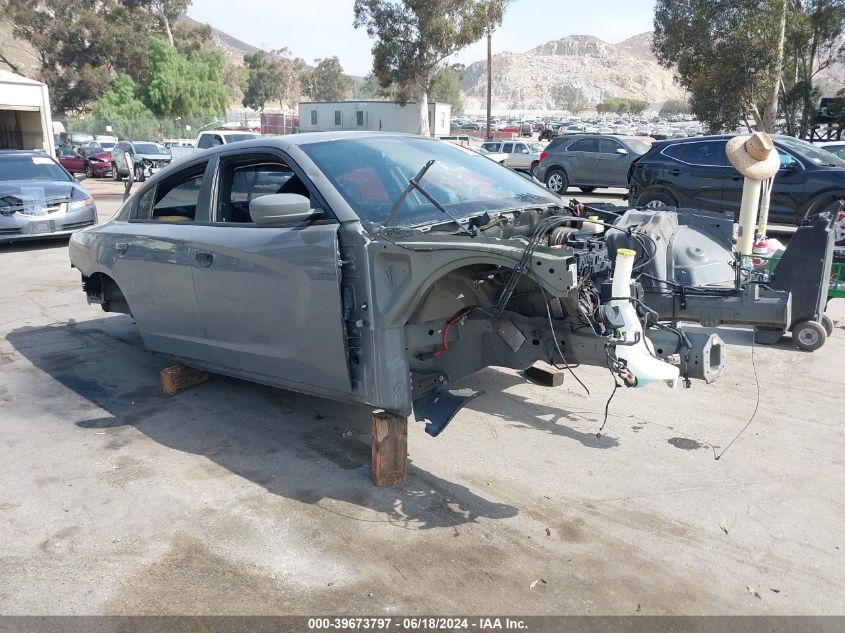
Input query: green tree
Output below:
<box><xmin>92</xmin><ymin>75</ymin><xmax>154</xmax><ymax>121</ymax></box>
<box><xmin>653</xmin><ymin>0</ymin><xmax>786</xmax><ymax>132</ymax></box>
<box><xmin>0</xmin><ymin>0</ymin><xmax>175</xmax><ymax>112</ymax></box>
<box><xmin>277</xmin><ymin>50</ymin><xmax>306</xmax><ymax>109</ymax></box>
<box><xmin>142</xmin><ymin>36</ymin><xmax>228</xmax><ymax>118</ymax></box>
<box><xmin>301</xmin><ymin>56</ymin><xmax>353</xmax><ymax>102</ymax></box>
<box><xmin>431</xmin><ymin>64</ymin><xmax>465</xmax><ymax>115</ymax></box>
<box><xmin>354</xmin><ymin>0</ymin><xmax>508</xmax><ymax>135</ymax></box>
<box><xmin>552</xmin><ymin>83</ymin><xmax>588</xmax><ymax>113</ymax></box>
<box><xmin>354</xmin><ymin>72</ymin><xmax>397</xmax><ymax>99</ymax></box>
<box><xmin>660</xmin><ymin>98</ymin><xmax>691</xmax><ymax>117</ymax></box>
<box><xmin>626</xmin><ymin>99</ymin><xmax>649</xmax><ymax>115</ymax></box>
<box><xmin>90</xmin><ymin>74</ymin><xmax>156</xmax><ymax>139</ymax></box>
<box><xmin>172</xmin><ymin>20</ymin><xmax>215</xmax><ymax>55</ymax></box>
<box><xmin>242</xmin><ymin>50</ymin><xmax>284</xmax><ymax>111</ymax></box>
<box><xmin>780</xmin><ymin>1</ymin><xmax>845</xmax><ymax>138</ymax></box>
<box><xmin>141</xmin><ymin>0</ymin><xmax>190</xmax><ymax>47</ymax></box>
<box><xmin>596</xmin><ymin>97</ymin><xmax>648</xmax><ymax>115</ymax></box>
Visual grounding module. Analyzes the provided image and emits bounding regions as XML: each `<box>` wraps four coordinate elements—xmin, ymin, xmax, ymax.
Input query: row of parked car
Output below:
<box><xmin>0</xmin><ymin>129</ymin><xmax>266</xmax><ymax>244</ymax></box>
<box><xmin>55</xmin><ymin>130</ymin><xmax>263</xmax><ymax>182</ymax></box>
<box><xmin>532</xmin><ymin>132</ymin><xmax>845</xmax><ymax>226</ymax></box>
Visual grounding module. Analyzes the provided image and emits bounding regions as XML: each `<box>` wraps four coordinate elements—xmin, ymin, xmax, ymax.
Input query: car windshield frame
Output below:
<box><xmin>300</xmin><ymin>136</ymin><xmax>561</xmax><ymax>228</ymax></box>
<box><xmin>776</xmin><ymin>136</ymin><xmax>845</xmax><ymax>168</ymax></box>
<box><xmin>132</xmin><ymin>143</ymin><xmax>169</xmax><ymax>156</ymax></box>
<box><xmin>0</xmin><ymin>155</ymin><xmax>73</xmax><ymax>182</ymax></box>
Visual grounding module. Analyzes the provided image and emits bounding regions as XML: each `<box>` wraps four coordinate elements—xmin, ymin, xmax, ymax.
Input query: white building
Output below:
<box><xmin>298</xmin><ymin>100</ymin><xmax>451</xmax><ymax>137</ymax></box>
<box><xmin>0</xmin><ymin>70</ymin><xmax>55</xmax><ymax>157</ymax></box>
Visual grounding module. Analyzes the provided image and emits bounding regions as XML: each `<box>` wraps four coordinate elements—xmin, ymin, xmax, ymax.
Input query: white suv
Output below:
<box><xmin>195</xmin><ymin>130</ymin><xmax>261</xmax><ymax>150</ymax></box>
<box><xmin>480</xmin><ymin>140</ymin><xmax>544</xmax><ymax>174</ymax></box>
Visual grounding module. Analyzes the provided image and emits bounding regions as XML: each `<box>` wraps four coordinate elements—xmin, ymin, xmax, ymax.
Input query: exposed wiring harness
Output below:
<box><xmin>539</xmin><ymin>285</ymin><xmax>590</xmax><ymax>395</ymax></box>
<box><xmin>433</xmin><ymin>307</ymin><xmax>474</xmax><ymax>357</ymax></box>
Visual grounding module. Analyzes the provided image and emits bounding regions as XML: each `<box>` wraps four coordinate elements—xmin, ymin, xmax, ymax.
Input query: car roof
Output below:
<box><xmin>0</xmin><ymin>150</ymin><xmax>48</xmax><ymax>157</ymax></box>
<box><xmin>186</xmin><ymin>131</ymin><xmax>435</xmax><ymax>159</ymax></box>
<box><xmin>552</xmin><ymin>134</ymin><xmax>642</xmax><ymax>141</ymax></box>
<box><xmin>200</xmin><ymin>130</ymin><xmax>261</xmax><ymax>136</ymax></box>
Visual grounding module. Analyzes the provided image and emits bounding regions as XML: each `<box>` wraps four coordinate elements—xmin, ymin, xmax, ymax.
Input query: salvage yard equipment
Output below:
<box><xmin>581</xmin><ymin>202</ymin><xmax>837</xmax><ymax>351</ymax></box>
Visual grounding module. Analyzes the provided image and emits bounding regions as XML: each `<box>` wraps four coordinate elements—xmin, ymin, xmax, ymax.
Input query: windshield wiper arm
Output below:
<box><xmin>384</xmin><ymin>160</ymin><xmax>473</xmax><ymax>236</ymax></box>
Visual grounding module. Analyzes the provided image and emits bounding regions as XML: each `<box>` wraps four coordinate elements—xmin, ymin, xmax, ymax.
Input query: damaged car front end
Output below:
<box><xmin>300</xmin><ymin>136</ymin><xmax>715</xmax><ymax>433</ymax></box>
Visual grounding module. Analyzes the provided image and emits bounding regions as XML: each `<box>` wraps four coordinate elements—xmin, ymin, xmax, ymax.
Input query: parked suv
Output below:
<box><xmin>111</xmin><ymin>141</ymin><xmax>171</xmax><ymax>182</ymax></box>
<box><xmin>480</xmin><ymin>140</ymin><xmax>544</xmax><ymax>174</ymax></box>
<box><xmin>628</xmin><ymin>135</ymin><xmax>845</xmax><ymax>225</ymax></box>
<box><xmin>194</xmin><ymin>130</ymin><xmax>261</xmax><ymax>150</ymax></box>
<box><xmin>535</xmin><ymin>134</ymin><xmax>651</xmax><ymax>194</ymax></box>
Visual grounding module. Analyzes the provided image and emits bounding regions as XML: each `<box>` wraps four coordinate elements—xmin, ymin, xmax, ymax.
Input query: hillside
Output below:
<box><xmin>461</xmin><ymin>32</ymin><xmax>686</xmax><ymax>112</ymax></box>
<box><xmin>178</xmin><ymin>15</ymin><xmax>259</xmax><ymax>64</ymax></box>
<box><xmin>0</xmin><ymin>20</ymin><xmax>39</xmax><ymax>77</ymax></box>
<box><xmin>0</xmin><ymin>16</ymin><xmax>258</xmax><ymax>80</ymax></box>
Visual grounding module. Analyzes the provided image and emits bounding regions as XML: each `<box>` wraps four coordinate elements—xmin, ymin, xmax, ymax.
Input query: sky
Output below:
<box><xmin>187</xmin><ymin>0</ymin><xmax>657</xmax><ymax>77</ymax></box>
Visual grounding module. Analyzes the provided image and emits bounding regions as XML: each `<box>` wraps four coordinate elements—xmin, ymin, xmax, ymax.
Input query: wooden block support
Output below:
<box><xmin>371</xmin><ymin>410</ymin><xmax>408</xmax><ymax>487</ymax></box>
<box><xmin>160</xmin><ymin>364</ymin><xmax>210</xmax><ymax>396</ymax></box>
<box><xmin>525</xmin><ymin>361</ymin><xmax>564</xmax><ymax>387</ymax></box>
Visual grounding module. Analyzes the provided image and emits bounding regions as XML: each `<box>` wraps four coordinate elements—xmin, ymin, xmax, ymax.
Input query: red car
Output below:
<box><xmin>56</xmin><ymin>146</ymin><xmax>112</xmax><ymax>178</ymax></box>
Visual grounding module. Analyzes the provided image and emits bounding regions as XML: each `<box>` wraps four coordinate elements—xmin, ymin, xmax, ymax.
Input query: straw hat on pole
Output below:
<box><xmin>725</xmin><ymin>131</ymin><xmax>781</xmax><ymax>181</ymax></box>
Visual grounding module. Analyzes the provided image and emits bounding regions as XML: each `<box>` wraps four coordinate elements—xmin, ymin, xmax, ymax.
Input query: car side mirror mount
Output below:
<box><xmin>249</xmin><ymin>193</ymin><xmax>320</xmax><ymax>226</ymax></box>
<box><xmin>74</xmin><ymin>173</ymin><xmax>86</xmax><ymax>181</ymax></box>
<box><xmin>615</xmin><ymin>148</ymin><xmax>629</xmax><ymax>156</ymax></box>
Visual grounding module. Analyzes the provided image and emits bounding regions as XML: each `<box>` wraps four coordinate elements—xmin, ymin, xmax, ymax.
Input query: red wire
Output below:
<box><xmin>433</xmin><ymin>307</ymin><xmax>473</xmax><ymax>357</ymax></box>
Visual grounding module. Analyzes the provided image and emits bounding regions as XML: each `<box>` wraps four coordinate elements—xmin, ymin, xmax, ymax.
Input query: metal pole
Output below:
<box><xmin>486</xmin><ymin>28</ymin><xmax>492</xmax><ymax>140</ymax></box>
<box><xmin>737</xmin><ymin>177</ymin><xmax>762</xmax><ymax>256</ymax></box>
<box><xmin>757</xmin><ymin>176</ymin><xmax>774</xmax><ymax>238</ymax></box>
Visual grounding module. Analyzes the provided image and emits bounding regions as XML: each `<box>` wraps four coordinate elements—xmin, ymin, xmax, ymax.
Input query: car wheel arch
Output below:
<box><xmin>377</xmin><ymin>256</ymin><xmax>517</xmax><ymax>326</ymax></box>
<box><xmin>544</xmin><ymin>166</ymin><xmax>569</xmax><ymax>193</ymax></box>
<box><xmin>84</xmin><ymin>272</ymin><xmax>132</xmax><ymax>315</ymax></box>
<box><xmin>636</xmin><ymin>186</ymin><xmax>679</xmax><ymax>207</ymax></box>
<box><xmin>800</xmin><ymin>191</ymin><xmax>845</xmax><ymax>221</ymax></box>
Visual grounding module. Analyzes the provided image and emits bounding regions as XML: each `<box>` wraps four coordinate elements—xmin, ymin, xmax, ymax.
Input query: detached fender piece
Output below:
<box><xmin>413</xmin><ymin>388</ymin><xmax>484</xmax><ymax>437</ymax></box>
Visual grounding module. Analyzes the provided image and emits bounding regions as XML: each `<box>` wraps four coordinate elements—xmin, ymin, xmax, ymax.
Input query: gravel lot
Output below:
<box><xmin>0</xmin><ymin>181</ymin><xmax>842</xmax><ymax>615</ymax></box>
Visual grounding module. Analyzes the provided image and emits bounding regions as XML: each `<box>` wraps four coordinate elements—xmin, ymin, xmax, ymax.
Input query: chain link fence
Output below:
<box><xmin>55</xmin><ymin>113</ymin><xmax>299</xmax><ymax>145</ymax></box>
<box><xmin>55</xmin><ymin>116</ymin><xmax>240</xmax><ymax>144</ymax></box>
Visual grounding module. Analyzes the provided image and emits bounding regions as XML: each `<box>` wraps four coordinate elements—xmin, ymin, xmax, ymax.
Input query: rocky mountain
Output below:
<box><xmin>461</xmin><ymin>32</ymin><xmax>686</xmax><ymax>112</ymax></box>
<box><xmin>0</xmin><ymin>20</ymin><xmax>38</xmax><ymax>76</ymax></box>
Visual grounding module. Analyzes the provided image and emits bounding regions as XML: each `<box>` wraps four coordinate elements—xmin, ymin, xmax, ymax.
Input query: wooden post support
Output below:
<box><xmin>525</xmin><ymin>361</ymin><xmax>564</xmax><ymax>387</ymax></box>
<box><xmin>371</xmin><ymin>410</ymin><xmax>408</xmax><ymax>487</ymax></box>
<box><xmin>160</xmin><ymin>364</ymin><xmax>210</xmax><ymax>396</ymax></box>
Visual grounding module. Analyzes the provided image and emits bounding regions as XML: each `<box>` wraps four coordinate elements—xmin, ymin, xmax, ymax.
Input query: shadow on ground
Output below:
<box><xmin>0</xmin><ymin>237</ymin><xmax>71</xmax><ymax>253</ymax></box>
<box><xmin>7</xmin><ymin>317</ymin><xmax>517</xmax><ymax>530</ymax></box>
<box><xmin>458</xmin><ymin>367</ymin><xmax>621</xmax><ymax>449</ymax></box>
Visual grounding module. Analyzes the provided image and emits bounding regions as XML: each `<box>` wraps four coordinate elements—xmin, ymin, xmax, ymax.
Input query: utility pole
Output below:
<box><xmin>486</xmin><ymin>28</ymin><xmax>492</xmax><ymax>140</ymax></box>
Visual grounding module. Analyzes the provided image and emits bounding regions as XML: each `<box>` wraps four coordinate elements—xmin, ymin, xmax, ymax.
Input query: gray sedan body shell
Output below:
<box><xmin>69</xmin><ymin>133</ymin><xmax>663</xmax><ymax>418</ymax></box>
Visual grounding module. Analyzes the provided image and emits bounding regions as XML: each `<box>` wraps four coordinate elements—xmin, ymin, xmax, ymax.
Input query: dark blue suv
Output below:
<box><xmin>628</xmin><ymin>135</ymin><xmax>845</xmax><ymax>225</ymax></box>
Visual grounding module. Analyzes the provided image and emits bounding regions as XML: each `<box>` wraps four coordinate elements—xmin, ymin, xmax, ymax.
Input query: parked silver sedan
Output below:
<box><xmin>0</xmin><ymin>150</ymin><xmax>97</xmax><ymax>242</ymax></box>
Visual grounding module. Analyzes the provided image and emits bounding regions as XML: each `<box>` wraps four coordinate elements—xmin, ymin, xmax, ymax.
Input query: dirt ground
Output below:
<box><xmin>0</xmin><ymin>186</ymin><xmax>842</xmax><ymax>615</ymax></box>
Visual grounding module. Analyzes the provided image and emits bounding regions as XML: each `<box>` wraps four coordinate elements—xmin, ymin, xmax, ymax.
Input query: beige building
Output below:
<box><xmin>298</xmin><ymin>100</ymin><xmax>451</xmax><ymax>137</ymax></box>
